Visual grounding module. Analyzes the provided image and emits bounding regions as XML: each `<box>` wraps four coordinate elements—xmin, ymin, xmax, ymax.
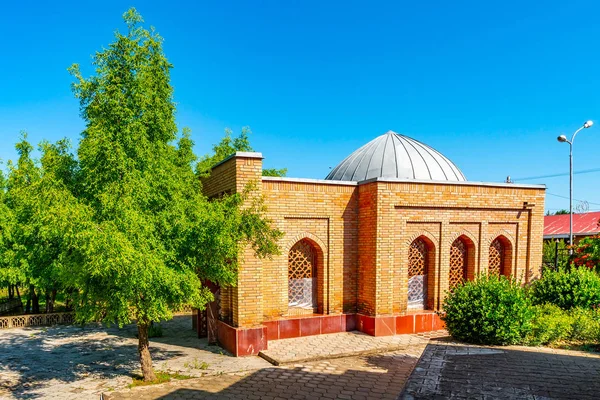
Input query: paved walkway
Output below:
<box><xmin>0</xmin><ymin>315</ymin><xmax>269</xmax><ymax>399</ymax></box>
<box><xmin>105</xmin><ymin>345</ymin><xmax>426</xmax><ymax>400</ymax></box>
<box><xmin>259</xmin><ymin>331</ymin><xmax>430</xmax><ymax>365</ymax></box>
<box><xmin>401</xmin><ymin>339</ymin><xmax>600</xmax><ymax>400</ymax></box>
<box><xmin>3</xmin><ymin>316</ymin><xmax>600</xmax><ymax>400</ymax></box>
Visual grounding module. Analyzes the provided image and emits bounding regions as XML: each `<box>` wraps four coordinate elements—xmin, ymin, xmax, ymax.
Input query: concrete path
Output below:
<box><xmin>3</xmin><ymin>316</ymin><xmax>599</xmax><ymax>400</ymax></box>
<box><xmin>0</xmin><ymin>315</ymin><xmax>268</xmax><ymax>399</ymax></box>
<box><xmin>259</xmin><ymin>331</ymin><xmax>431</xmax><ymax>365</ymax></box>
<box><xmin>401</xmin><ymin>340</ymin><xmax>600</xmax><ymax>400</ymax></box>
<box><xmin>105</xmin><ymin>345</ymin><xmax>427</xmax><ymax>400</ymax></box>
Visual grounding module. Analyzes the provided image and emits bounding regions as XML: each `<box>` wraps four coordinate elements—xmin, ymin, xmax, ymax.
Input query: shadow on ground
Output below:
<box><xmin>106</xmin><ymin>351</ymin><xmax>421</xmax><ymax>400</ymax></box>
<box><xmin>401</xmin><ymin>342</ymin><xmax>600</xmax><ymax>400</ymax></box>
<box><xmin>0</xmin><ymin>315</ymin><xmax>205</xmax><ymax>399</ymax></box>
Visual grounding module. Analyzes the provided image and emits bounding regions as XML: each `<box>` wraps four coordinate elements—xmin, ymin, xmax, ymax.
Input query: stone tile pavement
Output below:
<box><xmin>0</xmin><ymin>315</ymin><xmax>269</xmax><ymax>399</ymax></box>
<box><xmin>105</xmin><ymin>345</ymin><xmax>426</xmax><ymax>400</ymax></box>
<box><xmin>258</xmin><ymin>331</ymin><xmax>432</xmax><ymax>365</ymax></box>
<box><xmin>401</xmin><ymin>339</ymin><xmax>600</xmax><ymax>400</ymax></box>
<box><xmin>4</xmin><ymin>316</ymin><xmax>600</xmax><ymax>400</ymax></box>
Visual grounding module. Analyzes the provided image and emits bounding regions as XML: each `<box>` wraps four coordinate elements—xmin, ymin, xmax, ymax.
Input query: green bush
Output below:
<box><xmin>530</xmin><ymin>267</ymin><xmax>600</xmax><ymax>310</ymax></box>
<box><xmin>525</xmin><ymin>304</ymin><xmax>573</xmax><ymax>346</ymax></box>
<box><xmin>570</xmin><ymin>308</ymin><xmax>600</xmax><ymax>342</ymax></box>
<box><xmin>441</xmin><ymin>274</ymin><xmax>534</xmax><ymax>345</ymax></box>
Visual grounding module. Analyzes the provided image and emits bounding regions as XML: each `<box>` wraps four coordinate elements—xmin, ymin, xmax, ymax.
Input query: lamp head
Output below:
<box><xmin>557</xmin><ymin>135</ymin><xmax>568</xmax><ymax>143</ymax></box>
<box><xmin>584</xmin><ymin>120</ymin><xmax>594</xmax><ymax>128</ymax></box>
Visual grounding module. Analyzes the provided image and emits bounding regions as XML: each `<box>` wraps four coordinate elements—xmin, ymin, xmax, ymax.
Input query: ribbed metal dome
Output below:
<box><xmin>325</xmin><ymin>131</ymin><xmax>466</xmax><ymax>182</ymax></box>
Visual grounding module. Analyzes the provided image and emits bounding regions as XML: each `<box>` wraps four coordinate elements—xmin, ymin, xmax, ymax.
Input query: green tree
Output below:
<box><xmin>3</xmin><ymin>136</ymin><xmax>78</xmax><ymax>313</ymax></box>
<box><xmin>197</xmin><ymin>127</ymin><xmax>287</xmax><ymax>178</ymax></box>
<box><xmin>262</xmin><ymin>168</ymin><xmax>288</xmax><ymax>177</ymax></box>
<box><xmin>196</xmin><ymin>127</ymin><xmax>252</xmax><ymax>177</ymax></box>
<box><xmin>66</xmin><ymin>8</ymin><xmax>281</xmax><ymax>381</ymax></box>
<box><xmin>0</xmin><ymin>167</ymin><xmax>20</xmax><ymax>302</ymax></box>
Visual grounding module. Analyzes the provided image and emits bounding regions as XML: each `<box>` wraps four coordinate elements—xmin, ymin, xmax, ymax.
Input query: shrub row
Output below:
<box><xmin>530</xmin><ymin>267</ymin><xmax>600</xmax><ymax>310</ymax></box>
<box><xmin>441</xmin><ymin>268</ymin><xmax>600</xmax><ymax>346</ymax></box>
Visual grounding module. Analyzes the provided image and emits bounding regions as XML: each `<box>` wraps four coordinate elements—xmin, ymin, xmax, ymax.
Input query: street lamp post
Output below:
<box><xmin>557</xmin><ymin>120</ymin><xmax>594</xmax><ymax>252</ymax></box>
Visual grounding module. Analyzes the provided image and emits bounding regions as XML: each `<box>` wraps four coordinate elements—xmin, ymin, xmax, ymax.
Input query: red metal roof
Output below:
<box><xmin>544</xmin><ymin>211</ymin><xmax>600</xmax><ymax>238</ymax></box>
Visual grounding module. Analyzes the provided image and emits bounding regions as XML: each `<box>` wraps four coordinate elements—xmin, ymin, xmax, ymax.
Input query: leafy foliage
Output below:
<box><xmin>196</xmin><ymin>127</ymin><xmax>253</xmax><ymax>177</ymax></box>
<box><xmin>1</xmin><ymin>136</ymin><xmax>80</xmax><ymax>312</ymax></box>
<box><xmin>530</xmin><ymin>267</ymin><xmax>600</xmax><ymax>310</ymax></box>
<box><xmin>0</xmin><ymin>7</ymin><xmax>282</xmax><ymax>381</ymax></box>
<box><xmin>542</xmin><ymin>239</ymin><xmax>569</xmax><ymax>269</ymax></box>
<box><xmin>441</xmin><ymin>274</ymin><xmax>534</xmax><ymax>345</ymax></box>
<box><xmin>572</xmin><ymin>234</ymin><xmax>600</xmax><ymax>269</ymax></box>
<box><xmin>0</xmin><ymin>8</ymin><xmax>282</xmax><ymax>381</ymax></box>
<box><xmin>570</xmin><ymin>307</ymin><xmax>600</xmax><ymax>342</ymax></box>
<box><xmin>525</xmin><ymin>304</ymin><xmax>573</xmax><ymax>346</ymax></box>
<box><xmin>0</xmin><ymin>168</ymin><xmax>17</xmax><ymax>290</ymax></box>
<box><xmin>545</xmin><ymin>209</ymin><xmax>570</xmax><ymax>215</ymax></box>
<box><xmin>262</xmin><ymin>168</ymin><xmax>288</xmax><ymax>177</ymax></box>
<box><xmin>196</xmin><ymin>127</ymin><xmax>287</xmax><ymax>178</ymax></box>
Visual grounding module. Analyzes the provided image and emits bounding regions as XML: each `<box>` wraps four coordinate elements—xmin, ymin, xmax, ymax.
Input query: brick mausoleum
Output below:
<box><xmin>194</xmin><ymin>130</ymin><xmax>546</xmax><ymax>356</ymax></box>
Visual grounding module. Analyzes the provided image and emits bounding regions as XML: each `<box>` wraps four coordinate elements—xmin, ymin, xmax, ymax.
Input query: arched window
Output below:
<box><xmin>449</xmin><ymin>237</ymin><xmax>468</xmax><ymax>290</ymax></box>
<box><xmin>408</xmin><ymin>238</ymin><xmax>430</xmax><ymax>310</ymax></box>
<box><xmin>288</xmin><ymin>239</ymin><xmax>318</xmax><ymax>313</ymax></box>
<box><xmin>489</xmin><ymin>236</ymin><xmax>512</xmax><ymax>277</ymax></box>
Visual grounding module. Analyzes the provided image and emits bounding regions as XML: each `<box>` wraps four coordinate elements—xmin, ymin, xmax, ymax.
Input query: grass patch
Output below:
<box><xmin>128</xmin><ymin>371</ymin><xmax>192</xmax><ymax>388</ymax></box>
<box><xmin>549</xmin><ymin>341</ymin><xmax>600</xmax><ymax>353</ymax></box>
<box><xmin>184</xmin><ymin>358</ymin><xmax>209</xmax><ymax>370</ymax></box>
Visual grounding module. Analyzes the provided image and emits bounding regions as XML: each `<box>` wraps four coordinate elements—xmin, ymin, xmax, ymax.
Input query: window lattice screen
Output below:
<box><xmin>288</xmin><ymin>240</ymin><xmax>317</xmax><ymax>310</ymax></box>
<box><xmin>489</xmin><ymin>239</ymin><xmax>504</xmax><ymax>276</ymax></box>
<box><xmin>408</xmin><ymin>239</ymin><xmax>428</xmax><ymax>278</ymax></box>
<box><xmin>449</xmin><ymin>238</ymin><xmax>467</xmax><ymax>290</ymax></box>
<box><xmin>408</xmin><ymin>238</ymin><xmax>429</xmax><ymax>309</ymax></box>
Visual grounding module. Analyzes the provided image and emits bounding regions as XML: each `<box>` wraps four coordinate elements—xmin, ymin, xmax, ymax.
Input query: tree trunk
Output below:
<box><xmin>49</xmin><ymin>289</ymin><xmax>56</xmax><ymax>313</ymax></box>
<box><xmin>137</xmin><ymin>322</ymin><xmax>157</xmax><ymax>382</ymax></box>
<box><xmin>15</xmin><ymin>286</ymin><xmax>23</xmax><ymax>312</ymax></box>
<box><xmin>25</xmin><ymin>288</ymin><xmax>31</xmax><ymax>314</ymax></box>
<box><xmin>30</xmin><ymin>285</ymin><xmax>39</xmax><ymax>314</ymax></box>
<box><xmin>8</xmin><ymin>285</ymin><xmax>13</xmax><ymax>299</ymax></box>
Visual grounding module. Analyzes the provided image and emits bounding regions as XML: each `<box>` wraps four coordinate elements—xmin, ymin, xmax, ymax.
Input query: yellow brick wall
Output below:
<box><xmin>201</xmin><ymin>153</ymin><xmax>266</xmax><ymax>327</ymax></box>
<box><xmin>378</xmin><ymin>180</ymin><xmax>545</xmax><ymax>315</ymax></box>
<box><xmin>204</xmin><ymin>154</ymin><xmax>545</xmax><ymax>327</ymax></box>
<box><xmin>260</xmin><ymin>179</ymin><xmax>359</xmax><ymax>318</ymax></box>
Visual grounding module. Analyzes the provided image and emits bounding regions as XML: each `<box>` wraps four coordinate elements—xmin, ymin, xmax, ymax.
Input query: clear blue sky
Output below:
<box><xmin>1</xmin><ymin>0</ymin><xmax>599</xmax><ymax>213</ymax></box>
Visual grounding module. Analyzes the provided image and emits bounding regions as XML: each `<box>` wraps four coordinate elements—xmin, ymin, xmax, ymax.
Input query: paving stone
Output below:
<box><xmin>0</xmin><ymin>314</ymin><xmax>268</xmax><ymax>399</ymax></box>
<box><xmin>400</xmin><ymin>339</ymin><xmax>600</xmax><ymax>400</ymax></box>
<box><xmin>258</xmin><ymin>331</ymin><xmax>434</xmax><ymax>365</ymax></box>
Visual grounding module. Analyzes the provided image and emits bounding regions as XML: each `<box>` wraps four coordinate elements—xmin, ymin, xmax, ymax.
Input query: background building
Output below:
<box><xmin>543</xmin><ymin>211</ymin><xmax>600</xmax><ymax>243</ymax></box>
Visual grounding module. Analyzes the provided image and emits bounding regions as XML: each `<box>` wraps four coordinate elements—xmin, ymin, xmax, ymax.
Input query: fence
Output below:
<box><xmin>0</xmin><ymin>305</ymin><xmax>193</xmax><ymax>330</ymax></box>
<box><xmin>542</xmin><ymin>240</ymin><xmax>571</xmax><ymax>272</ymax></box>
<box><xmin>0</xmin><ymin>312</ymin><xmax>75</xmax><ymax>329</ymax></box>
